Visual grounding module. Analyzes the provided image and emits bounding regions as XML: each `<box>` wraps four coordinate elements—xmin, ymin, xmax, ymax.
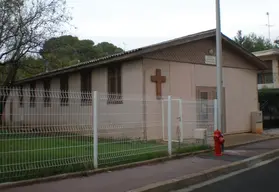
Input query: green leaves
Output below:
<box><xmin>15</xmin><ymin>35</ymin><xmax>125</xmax><ymax>80</ymax></box>
<box><xmin>16</xmin><ymin>57</ymin><xmax>45</xmax><ymax>80</ymax></box>
<box><xmin>234</xmin><ymin>30</ymin><xmax>277</xmax><ymax>52</ymax></box>
<box><xmin>93</xmin><ymin>42</ymin><xmax>124</xmax><ymax>58</ymax></box>
<box><xmin>39</xmin><ymin>35</ymin><xmax>124</xmax><ymax>71</ymax></box>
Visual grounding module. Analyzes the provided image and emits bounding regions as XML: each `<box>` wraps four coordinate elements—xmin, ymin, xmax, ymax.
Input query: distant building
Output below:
<box><xmin>253</xmin><ymin>48</ymin><xmax>279</xmax><ymax>89</ymax></box>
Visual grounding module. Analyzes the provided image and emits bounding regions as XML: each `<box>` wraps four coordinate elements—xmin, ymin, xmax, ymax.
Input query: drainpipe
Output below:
<box><xmin>142</xmin><ymin>58</ymin><xmax>147</xmax><ymax>141</ymax></box>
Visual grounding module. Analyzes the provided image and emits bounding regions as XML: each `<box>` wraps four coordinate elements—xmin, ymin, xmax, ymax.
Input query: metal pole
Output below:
<box><xmin>93</xmin><ymin>91</ymin><xmax>99</xmax><ymax>169</ymax></box>
<box><xmin>161</xmin><ymin>99</ymin><xmax>165</xmax><ymax>140</ymax></box>
<box><xmin>167</xmin><ymin>95</ymin><xmax>172</xmax><ymax>156</ymax></box>
<box><xmin>267</xmin><ymin>12</ymin><xmax>271</xmax><ymax>40</ymax></box>
<box><xmin>216</xmin><ymin>0</ymin><xmax>223</xmax><ymax>133</ymax></box>
<box><xmin>178</xmin><ymin>99</ymin><xmax>183</xmax><ymax>143</ymax></box>
<box><xmin>214</xmin><ymin>99</ymin><xmax>218</xmax><ymax>131</ymax></box>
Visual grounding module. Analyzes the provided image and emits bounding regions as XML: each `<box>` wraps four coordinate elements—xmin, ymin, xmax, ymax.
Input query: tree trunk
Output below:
<box><xmin>0</xmin><ymin>64</ymin><xmax>19</xmax><ymax>124</ymax></box>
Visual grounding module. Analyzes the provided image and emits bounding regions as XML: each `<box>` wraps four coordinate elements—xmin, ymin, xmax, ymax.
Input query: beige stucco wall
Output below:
<box><xmin>142</xmin><ymin>38</ymin><xmax>259</xmax><ymax>139</ymax></box>
<box><xmin>97</xmin><ymin>60</ymin><xmax>145</xmax><ymax>139</ymax></box>
<box><xmin>142</xmin><ymin>57</ymin><xmax>258</xmax><ymax>139</ymax></box>
<box><xmin>4</xmin><ymin>37</ymin><xmax>260</xmax><ymax>141</ymax></box>
<box><xmin>4</xmin><ymin>60</ymin><xmax>146</xmax><ymax>139</ymax></box>
<box><xmin>224</xmin><ymin>67</ymin><xmax>258</xmax><ymax>133</ymax></box>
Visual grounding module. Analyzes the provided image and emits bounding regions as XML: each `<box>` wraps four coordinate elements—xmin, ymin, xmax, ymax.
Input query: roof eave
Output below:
<box><xmin>252</xmin><ymin>49</ymin><xmax>279</xmax><ymax>59</ymax></box>
<box><xmin>14</xmin><ymin>54</ymin><xmax>143</xmax><ymax>85</ymax></box>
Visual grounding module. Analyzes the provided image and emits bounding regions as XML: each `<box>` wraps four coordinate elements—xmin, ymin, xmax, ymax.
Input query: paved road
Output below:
<box><xmin>177</xmin><ymin>158</ymin><xmax>279</xmax><ymax>192</ymax></box>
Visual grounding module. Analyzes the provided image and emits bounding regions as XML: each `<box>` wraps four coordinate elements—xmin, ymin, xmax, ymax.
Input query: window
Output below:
<box><xmin>199</xmin><ymin>92</ymin><xmax>208</xmax><ymax>120</ymax></box>
<box><xmin>80</xmin><ymin>70</ymin><xmax>92</xmax><ymax>105</ymax></box>
<box><xmin>30</xmin><ymin>82</ymin><xmax>36</xmax><ymax>107</ymax></box>
<box><xmin>264</xmin><ymin>60</ymin><xmax>272</xmax><ymax>66</ymax></box>
<box><xmin>60</xmin><ymin>75</ymin><xmax>69</xmax><ymax>106</ymax></box>
<box><xmin>43</xmin><ymin>79</ymin><xmax>51</xmax><ymax>107</ymax></box>
<box><xmin>196</xmin><ymin>87</ymin><xmax>216</xmax><ymax>122</ymax></box>
<box><xmin>107</xmin><ymin>65</ymin><xmax>122</xmax><ymax>104</ymax></box>
<box><xmin>18</xmin><ymin>85</ymin><xmax>23</xmax><ymax>107</ymax></box>
<box><xmin>257</xmin><ymin>72</ymin><xmax>273</xmax><ymax>84</ymax></box>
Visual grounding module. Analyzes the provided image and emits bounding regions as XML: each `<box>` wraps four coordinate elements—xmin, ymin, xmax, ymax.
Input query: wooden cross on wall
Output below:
<box><xmin>151</xmin><ymin>69</ymin><xmax>166</xmax><ymax>99</ymax></box>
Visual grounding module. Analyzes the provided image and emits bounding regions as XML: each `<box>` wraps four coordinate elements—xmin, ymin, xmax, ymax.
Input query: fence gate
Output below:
<box><xmin>162</xmin><ymin>98</ymin><xmax>216</xmax><ymax>143</ymax></box>
<box><xmin>161</xmin><ymin>98</ymin><xmax>183</xmax><ymax>142</ymax></box>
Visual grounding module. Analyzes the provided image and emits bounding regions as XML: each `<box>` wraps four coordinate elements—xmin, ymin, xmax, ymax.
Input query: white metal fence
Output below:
<box><xmin>0</xmin><ymin>87</ymin><xmax>216</xmax><ymax>183</ymax></box>
<box><xmin>161</xmin><ymin>98</ymin><xmax>216</xmax><ymax>143</ymax></box>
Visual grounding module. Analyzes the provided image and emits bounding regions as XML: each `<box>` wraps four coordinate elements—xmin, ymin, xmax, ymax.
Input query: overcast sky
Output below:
<box><xmin>66</xmin><ymin>0</ymin><xmax>279</xmax><ymax>50</ymax></box>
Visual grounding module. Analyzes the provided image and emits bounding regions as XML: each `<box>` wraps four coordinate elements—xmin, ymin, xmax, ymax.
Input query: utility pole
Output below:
<box><xmin>44</xmin><ymin>60</ymin><xmax>49</xmax><ymax>73</ymax></box>
<box><xmin>123</xmin><ymin>42</ymin><xmax>127</xmax><ymax>50</ymax></box>
<box><xmin>216</xmin><ymin>0</ymin><xmax>223</xmax><ymax>133</ymax></box>
<box><xmin>266</xmin><ymin>12</ymin><xmax>273</xmax><ymax>41</ymax></box>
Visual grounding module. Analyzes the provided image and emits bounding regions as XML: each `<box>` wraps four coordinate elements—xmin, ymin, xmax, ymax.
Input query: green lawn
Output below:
<box><xmin>0</xmin><ymin>132</ymin><xmax>209</xmax><ymax>183</ymax></box>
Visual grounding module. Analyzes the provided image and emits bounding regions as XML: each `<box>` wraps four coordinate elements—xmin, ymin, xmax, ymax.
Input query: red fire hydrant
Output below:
<box><xmin>213</xmin><ymin>129</ymin><xmax>225</xmax><ymax>156</ymax></box>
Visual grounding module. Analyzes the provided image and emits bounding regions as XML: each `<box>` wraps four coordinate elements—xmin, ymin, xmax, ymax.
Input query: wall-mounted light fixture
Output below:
<box><xmin>208</xmin><ymin>48</ymin><xmax>214</xmax><ymax>55</ymax></box>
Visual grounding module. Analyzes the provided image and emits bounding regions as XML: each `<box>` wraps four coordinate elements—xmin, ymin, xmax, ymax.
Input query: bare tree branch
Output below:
<box><xmin>0</xmin><ymin>0</ymin><xmax>71</xmax><ymax>86</ymax></box>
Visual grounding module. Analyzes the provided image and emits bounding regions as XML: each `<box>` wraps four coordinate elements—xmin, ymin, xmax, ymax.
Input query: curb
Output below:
<box><xmin>0</xmin><ymin>135</ymin><xmax>278</xmax><ymax>190</ymax></box>
<box><xmin>128</xmin><ymin>148</ymin><xmax>279</xmax><ymax>192</ymax></box>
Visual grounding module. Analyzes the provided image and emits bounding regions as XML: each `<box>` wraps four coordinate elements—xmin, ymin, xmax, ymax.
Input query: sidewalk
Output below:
<box><xmin>224</xmin><ymin>132</ymin><xmax>271</xmax><ymax>146</ymax></box>
<box><xmin>3</xmin><ymin>137</ymin><xmax>279</xmax><ymax>192</ymax></box>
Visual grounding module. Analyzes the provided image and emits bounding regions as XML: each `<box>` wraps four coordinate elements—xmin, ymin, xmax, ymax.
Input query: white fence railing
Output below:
<box><xmin>0</xmin><ymin>87</ymin><xmax>217</xmax><ymax>183</ymax></box>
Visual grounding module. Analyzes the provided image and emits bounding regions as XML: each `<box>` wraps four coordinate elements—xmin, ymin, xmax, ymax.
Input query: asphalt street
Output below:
<box><xmin>176</xmin><ymin>158</ymin><xmax>279</xmax><ymax>192</ymax></box>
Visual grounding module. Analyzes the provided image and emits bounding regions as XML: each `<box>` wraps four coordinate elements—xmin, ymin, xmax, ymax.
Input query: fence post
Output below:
<box><xmin>93</xmin><ymin>91</ymin><xmax>99</xmax><ymax>169</ymax></box>
<box><xmin>204</xmin><ymin>128</ymin><xmax>208</xmax><ymax>146</ymax></box>
<box><xmin>214</xmin><ymin>99</ymin><xmax>218</xmax><ymax>131</ymax></box>
<box><xmin>178</xmin><ymin>99</ymin><xmax>183</xmax><ymax>143</ymax></box>
<box><xmin>161</xmin><ymin>99</ymin><xmax>165</xmax><ymax>141</ymax></box>
<box><xmin>167</xmin><ymin>95</ymin><xmax>172</xmax><ymax>156</ymax></box>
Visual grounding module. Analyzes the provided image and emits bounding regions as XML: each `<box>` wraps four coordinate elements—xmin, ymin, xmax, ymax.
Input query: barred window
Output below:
<box><xmin>80</xmin><ymin>70</ymin><xmax>92</xmax><ymax>105</ymax></box>
<box><xmin>43</xmin><ymin>79</ymin><xmax>51</xmax><ymax>107</ymax></box>
<box><xmin>60</xmin><ymin>75</ymin><xmax>69</xmax><ymax>106</ymax></box>
<box><xmin>19</xmin><ymin>85</ymin><xmax>23</xmax><ymax>107</ymax></box>
<box><xmin>30</xmin><ymin>82</ymin><xmax>36</xmax><ymax>108</ymax></box>
<box><xmin>107</xmin><ymin>65</ymin><xmax>122</xmax><ymax>104</ymax></box>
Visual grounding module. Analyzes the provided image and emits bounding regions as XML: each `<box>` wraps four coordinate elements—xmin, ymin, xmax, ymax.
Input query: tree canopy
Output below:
<box><xmin>14</xmin><ymin>35</ymin><xmax>124</xmax><ymax>80</ymax></box>
<box><xmin>39</xmin><ymin>36</ymin><xmax>124</xmax><ymax>72</ymax></box>
<box><xmin>233</xmin><ymin>30</ymin><xmax>277</xmax><ymax>52</ymax></box>
<box><xmin>93</xmin><ymin>42</ymin><xmax>123</xmax><ymax>58</ymax></box>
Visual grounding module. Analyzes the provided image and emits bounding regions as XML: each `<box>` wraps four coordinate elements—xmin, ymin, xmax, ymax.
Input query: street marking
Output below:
<box><xmin>223</xmin><ymin>150</ymin><xmax>248</xmax><ymax>155</ymax></box>
<box><xmin>173</xmin><ymin>156</ymin><xmax>279</xmax><ymax>192</ymax></box>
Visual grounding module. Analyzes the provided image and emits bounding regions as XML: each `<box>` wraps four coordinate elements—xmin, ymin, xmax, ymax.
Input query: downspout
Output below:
<box><xmin>142</xmin><ymin>57</ymin><xmax>147</xmax><ymax>141</ymax></box>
